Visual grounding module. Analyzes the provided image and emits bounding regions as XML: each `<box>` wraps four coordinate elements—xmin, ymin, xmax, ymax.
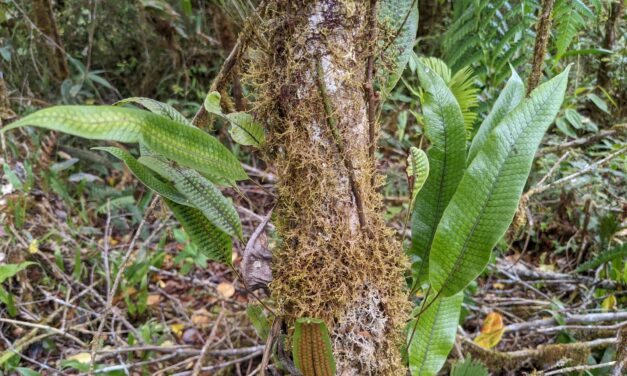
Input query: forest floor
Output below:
<box><xmin>1</xmin><ymin>122</ymin><xmax>625</xmax><ymax>375</ymax></box>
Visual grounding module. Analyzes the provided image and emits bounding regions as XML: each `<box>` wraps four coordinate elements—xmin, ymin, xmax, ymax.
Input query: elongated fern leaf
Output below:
<box><xmin>576</xmin><ymin>243</ymin><xmax>627</xmax><ymax>273</ymax></box>
<box><xmin>467</xmin><ymin>67</ymin><xmax>525</xmax><ymax>163</ymax></box>
<box><xmin>429</xmin><ymin>67</ymin><xmax>570</xmax><ymax>297</ymax></box>
<box><xmin>409</xmin><ymin>63</ymin><xmax>467</xmax><ymax>286</ymax></box>
<box><xmin>419</xmin><ymin>57</ymin><xmax>479</xmax><ymax>137</ymax></box>
<box><xmin>94</xmin><ymin>147</ymin><xmax>189</xmax><ymax>205</ymax></box>
<box><xmin>408</xmin><ymin>292</ymin><xmax>463</xmax><ymax>376</ymax></box>
<box><xmin>172</xmin><ymin>169</ymin><xmax>243</xmax><ymax>240</ymax></box>
<box><xmin>115</xmin><ymin>97</ymin><xmax>191</xmax><ymax>126</ymax></box>
<box><xmin>164</xmin><ymin>199</ymin><xmax>233</xmax><ymax>265</ymax></box>
<box><xmin>378</xmin><ymin>0</ymin><xmax>419</xmax><ymax>92</ymax></box>
<box><xmin>2</xmin><ymin>106</ymin><xmax>248</xmax><ymax>185</ymax></box>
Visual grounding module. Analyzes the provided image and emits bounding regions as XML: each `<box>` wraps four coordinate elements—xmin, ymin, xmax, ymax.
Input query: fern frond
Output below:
<box><xmin>419</xmin><ymin>57</ymin><xmax>479</xmax><ymax>136</ymax></box>
<box><xmin>450</xmin><ymin>66</ymin><xmax>479</xmax><ymax>132</ymax></box>
<box><xmin>576</xmin><ymin>243</ymin><xmax>627</xmax><ymax>273</ymax></box>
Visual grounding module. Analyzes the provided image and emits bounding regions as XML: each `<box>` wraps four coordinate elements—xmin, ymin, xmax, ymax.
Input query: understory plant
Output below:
<box><xmin>2</xmin><ymin>1</ymin><xmax>570</xmax><ymax>374</ymax></box>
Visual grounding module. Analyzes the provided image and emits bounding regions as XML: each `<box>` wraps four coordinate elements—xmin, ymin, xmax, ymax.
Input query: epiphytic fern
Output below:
<box><xmin>2</xmin><ymin>95</ymin><xmax>262</xmax><ymax>266</ymax></box>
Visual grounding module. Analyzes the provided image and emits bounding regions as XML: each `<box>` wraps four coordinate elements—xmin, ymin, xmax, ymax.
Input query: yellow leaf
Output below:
<box><xmin>474</xmin><ymin>328</ymin><xmax>504</xmax><ymax>349</ymax></box>
<box><xmin>475</xmin><ymin>312</ymin><xmax>505</xmax><ymax>349</ymax></box>
<box><xmin>480</xmin><ymin>312</ymin><xmax>504</xmax><ymax>334</ymax></box>
<box><xmin>28</xmin><ymin>239</ymin><xmax>39</xmax><ymax>254</ymax></box>
<box><xmin>493</xmin><ymin>282</ymin><xmax>505</xmax><ymax>289</ymax></box>
<box><xmin>602</xmin><ymin>295</ymin><xmax>617</xmax><ymax>311</ymax></box>
<box><xmin>538</xmin><ymin>263</ymin><xmax>556</xmax><ymax>272</ymax></box>
<box><xmin>160</xmin><ymin>340</ymin><xmax>174</xmax><ymax>348</ymax></box>
<box><xmin>67</xmin><ymin>352</ymin><xmax>92</xmax><ymax>364</ymax></box>
<box><xmin>217</xmin><ymin>282</ymin><xmax>235</xmax><ymax>299</ymax></box>
<box><xmin>170</xmin><ymin>323</ymin><xmax>185</xmax><ymax>337</ymax></box>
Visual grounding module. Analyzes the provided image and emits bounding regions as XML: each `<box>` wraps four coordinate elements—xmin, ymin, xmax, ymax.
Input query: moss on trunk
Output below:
<box><xmin>248</xmin><ymin>1</ymin><xmax>409</xmax><ymax>374</ymax></box>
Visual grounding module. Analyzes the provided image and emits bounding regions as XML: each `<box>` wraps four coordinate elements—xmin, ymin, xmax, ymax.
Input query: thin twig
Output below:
<box><xmin>544</xmin><ymin>361</ymin><xmax>615</xmax><ymax>375</ymax></box>
<box><xmin>526</xmin><ymin>146</ymin><xmax>626</xmax><ymax>197</ymax></box>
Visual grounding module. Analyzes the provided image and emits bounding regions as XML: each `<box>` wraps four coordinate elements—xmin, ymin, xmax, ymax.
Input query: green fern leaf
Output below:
<box><xmin>115</xmin><ymin>97</ymin><xmax>191</xmax><ymax>126</ymax></box>
<box><xmin>2</xmin><ymin>106</ymin><xmax>248</xmax><ymax>185</ymax></box>
<box><xmin>429</xmin><ymin>67</ymin><xmax>570</xmax><ymax>297</ymax></box>
<box><xmin>449</xmin><ymin>66</ymin><xmax>479</xmax><ymax>133</ymax></box>
<box><xmin>576</xmin><ymin>243</ymin><xmax>627</xmax><ymax>273</ymax></box>
<box><xmin>408</xmin><ymin>292</ymin><xmax>463</xmax><ymax>376</ymax></box>
<box><xmin>378</xmin><ymin>0</ymin><xmax>419</xmax><ymax>91</ymax></box>
<box><xmin>450</xmin><ymin>357</ymin><xmax>489</xmax><ymax>376</ymax></box>
<box><xmin>410</xmin><ymin>63</ymin><xmax>467</xmax><ymax>286</ymax></box>
<box><xmin>3</xmin><ymin>105</ymin><xmax>144</xmax><ymax>142</ymax></box>
<box><xmin>420</xmin><ymin>57</ymin><xmax>478</xmax><ymax>136</ymax></box>
<box><xmin>407</xmin><ymin>146</ymin><xmax>429</xmax><ymax>213</ymax></box>
<box><xmin>226</xmin><ymin>112</ymin><xmax>266</xmax><ymax>147</ymax></box>
<box><xmin>94</xmin><ymin>147</ymin><xmax>188</xmax><ymax>205</ymax></box>
<box><xmin>468</xmin><ymin>67</ymin><xmax>525</xmax><ymax>164</ymax></box>
<box><xmin>171</xmin><ymin>169</ymin><xmax>242</xmax><ymax>240</ymax></box>
<box><xmin>246</xmin><ymin>304</ymin><xmax>271</xmax><ymax>341</ymax></box>
<box><xmin>164</xmin><ymin>198</ymin><xmax>233</xmax><ymax>265</ymax></box>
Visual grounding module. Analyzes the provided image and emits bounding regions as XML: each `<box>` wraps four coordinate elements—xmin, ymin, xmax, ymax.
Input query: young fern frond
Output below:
<box><xmin>419</xmin><ymin>57</ymin><xmax>479</xmax><ymax>136</ymax></box>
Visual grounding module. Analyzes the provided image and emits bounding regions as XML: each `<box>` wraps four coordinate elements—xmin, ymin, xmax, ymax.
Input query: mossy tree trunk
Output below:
<box><xmin>597</xmin><ymin>0</ymin><xmax>624</xmax><ymax>90</ymax></box>
<box><xmin>251</xmin><ymin>1</ymin><xmax>408</xmax><ymax>374</ymax></box>
<box><xmin>32</xmin><ymin>0</ymin><xmax>69</xmax><ymax>81</ymax></box>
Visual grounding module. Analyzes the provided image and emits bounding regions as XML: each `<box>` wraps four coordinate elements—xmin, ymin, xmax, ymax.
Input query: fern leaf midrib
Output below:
<box><xmin>416</xmin><ymin>297</ymin><xmax>444</xmax><ymax>375</ymax></box>
<box><xmin>415</xmin><ymin>92</ymin><xmax>455</xmax><ymax>279</ymax></box>
<box><xmin>177</xmin><ymin>170</ymin><xmax>240</xmax><ymax>238</ymax></box>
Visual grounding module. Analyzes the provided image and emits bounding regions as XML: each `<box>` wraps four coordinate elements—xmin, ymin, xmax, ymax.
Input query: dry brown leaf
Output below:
<box><xmin>192</xmin><ymin>308</ymin><xmax>211</xmax><ymax>327</ymax></box>
<box><xmin>217</xmin><ymin>282</ymin><xmax>235</xmax><ymax>299</ymax></box>
<box><xmin>146</xmin><ymin>294</ymin><xmax>162</xmax><ymax>306</ymax></box>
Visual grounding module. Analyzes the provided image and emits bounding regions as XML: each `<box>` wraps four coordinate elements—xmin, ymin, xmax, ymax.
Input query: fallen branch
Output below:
<box><xmin>538</xmin><ymin>124</ymin><xmax>626</xmax><ymax>156</ymax></box>
<box><xmin>497</xmin><ymin>256</ymin><xmax>623</xmax><ymax>291</ymax></box>
<box><xmin>526</xmin><ymin>146</ymin><xmax>626</xmax><ymax>197</ymax></box>
<box><xmin>463</xmin><ymin>336</ymin><xmax>616</xmax><ymax>372</ymax></box>
<box><xmin>544</xmin><ymin>361</ymin><xmax>616</xmax><ymax>375</ymax></box>
<box><xmin>505</xmin><ymin>312</ymin><xmax>627</xmax><ymax>333</ymax></box>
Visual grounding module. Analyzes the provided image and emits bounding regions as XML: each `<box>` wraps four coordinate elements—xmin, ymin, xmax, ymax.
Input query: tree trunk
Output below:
<box><xmin>597</xmin><ymin>0</ymin><xmax>625</xmax><ymax>89</ymax></box>
<box><xmin>32</xmin><ymin>0</ymin><xmax>69</xmax><ymax>81</ymax></box>
<box><xmin>250</xmin><ymin>1</ymin><xmax>408</xmax><ymax>374</ymax></box>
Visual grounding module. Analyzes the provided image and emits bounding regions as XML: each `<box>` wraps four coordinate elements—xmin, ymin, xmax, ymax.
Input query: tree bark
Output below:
<box><xmin>31</xmin><ymin>0</ymin><xmax>69</xmax><ymax>81</ymax></box>
<box><xmin>597</xmin><ymin>0</ymin><xmax>625</xmax><ymax>89</ymax></box>
<box><xmin>527</xmin><ymin>0</ymin><xmax>555</xmax><ymax>94</ymax></box>
<box><xmin>250</xmin><ymin>1</ymin><xmax>408</xmax><ymax>374</ymax></box>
